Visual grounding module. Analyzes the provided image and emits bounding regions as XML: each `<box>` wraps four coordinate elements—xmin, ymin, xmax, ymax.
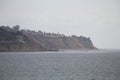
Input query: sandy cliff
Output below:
<box><xmin>0</xmin><ymin>25</ymin><xmax>97</xmax><ymax>52</ymax></box>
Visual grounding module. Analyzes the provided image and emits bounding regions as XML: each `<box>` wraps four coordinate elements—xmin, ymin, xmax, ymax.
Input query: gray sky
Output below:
<box><xmin>0</xmin><ymin>0</ymin><xmax>120</xmax><ymax>49</ymax></box>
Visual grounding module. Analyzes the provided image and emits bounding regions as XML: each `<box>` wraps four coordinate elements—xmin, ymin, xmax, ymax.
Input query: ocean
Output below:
<box><xmin>0</xmin><ymin>50</ymin><xmax>120</xmax><ymax>80</ymax></box>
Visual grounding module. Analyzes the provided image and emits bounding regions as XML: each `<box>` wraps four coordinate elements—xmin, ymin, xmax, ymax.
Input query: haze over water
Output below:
<box><xmin>0</xmin><ymin>50</ymin><xmax>120</xmax><ymax>80</ymax></box>
<box><xmin>0</xmin><ymin>0</ymin><xmax>120</xmax><ymax>49</ymax></box>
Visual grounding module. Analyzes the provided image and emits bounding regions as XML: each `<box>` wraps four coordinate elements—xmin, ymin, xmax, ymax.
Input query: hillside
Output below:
<box><xmin>0</xmin><ymin>25</ymin><xmax>97</xmax><ymax>52</ymax></box>
<box><xmin>0</xmin><ymin>25</ymin><xmax>48</xmax><ymax>52</ymax></box>
<box><xmin>22</xmin><ymin>28</ymin><xmax>96</xmax><ymax>50</ymax></box>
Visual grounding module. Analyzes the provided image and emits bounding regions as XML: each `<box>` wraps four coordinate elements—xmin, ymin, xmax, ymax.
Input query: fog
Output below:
<box><xmin>0</xmin><ymin>0</ymin><xmax>120</xmax><ymax>49</ymax></box>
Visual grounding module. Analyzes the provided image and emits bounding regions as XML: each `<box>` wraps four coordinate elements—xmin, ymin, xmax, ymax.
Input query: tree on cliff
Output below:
<box><xmin>12</xmin><ymin>25</ymin><xmax>20</xmax><ymax>32</ymax></box>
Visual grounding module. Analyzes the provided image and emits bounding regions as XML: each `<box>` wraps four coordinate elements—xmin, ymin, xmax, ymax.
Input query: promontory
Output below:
<box><xmin>0</xmin><ymin>25</ymin><xmax>97</xmax><ymax>52</ymax></box>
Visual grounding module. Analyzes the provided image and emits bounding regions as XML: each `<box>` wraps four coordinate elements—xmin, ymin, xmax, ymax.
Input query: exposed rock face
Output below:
<box><xmin>22</xmin><ymin>30</ymin><xmax>96</xmax><ymax>50</ymax></box>
<box><xmin>0</xmin><ymin>25</ymin><xmax>97</xmax><ymax>52</ymax></box>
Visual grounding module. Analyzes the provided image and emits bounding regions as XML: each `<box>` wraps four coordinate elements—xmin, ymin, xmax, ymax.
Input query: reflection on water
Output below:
<box><xmin>0</xmin><ymin>50</ymin><xmax>120</xmax><ymax>80</ymax></box>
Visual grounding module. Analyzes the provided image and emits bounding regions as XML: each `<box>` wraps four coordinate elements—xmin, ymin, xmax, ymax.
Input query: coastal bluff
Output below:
<box><xmin>0</xmin><ymin>25</ymin><xmax>97</xmax><ymax>52</ymax></box>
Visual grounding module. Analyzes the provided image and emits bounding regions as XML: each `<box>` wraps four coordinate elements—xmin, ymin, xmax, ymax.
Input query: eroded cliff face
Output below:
<box><xmin>22</xmin><ymin>30</ymin><xmax>97</xmax><ymax>50</ymax></box>
<box><xmin>0</xmin><ymin>25</ymin><xmax>97</xmax><ymax>52</ymax></box>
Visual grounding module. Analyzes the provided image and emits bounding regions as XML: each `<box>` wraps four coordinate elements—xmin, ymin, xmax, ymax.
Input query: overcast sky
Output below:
<box><xmin>0</xmin><ymin>0</ymin><xmax>120</xmax><ymax>49</ymax></box>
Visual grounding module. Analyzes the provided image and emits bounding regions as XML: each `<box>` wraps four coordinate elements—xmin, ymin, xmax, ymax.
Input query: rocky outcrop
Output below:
<box><xmin>0</xmin><ymin>25</ymin><xmax>97</xmax><ymax>52</ymax></box>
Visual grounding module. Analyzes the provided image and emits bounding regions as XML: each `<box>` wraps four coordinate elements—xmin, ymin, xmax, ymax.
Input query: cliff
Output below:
<box><xmin>22</xmin><ymin>29</ymin><xmax>96</xmax><ymax>50</ymax></box>
<box><xmin>0</xmin><ymin>25</ymin><xmax>97</xmax><ymax>52</ymax></box>
<box><xmin>0</xmin><ymin>25</ymin><xmax>48</xmax><ymax>52</ymax></box>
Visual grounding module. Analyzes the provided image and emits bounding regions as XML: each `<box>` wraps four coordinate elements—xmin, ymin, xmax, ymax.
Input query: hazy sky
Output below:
<box><xmin>0</xmin><ymin>0</ymin><xmax>120</xmax><ymax>49</ymax></box>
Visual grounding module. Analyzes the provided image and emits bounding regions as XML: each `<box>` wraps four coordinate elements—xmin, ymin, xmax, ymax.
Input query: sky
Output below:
<box><xmin>0</xmin><ymin>0</ymin><xmax>120</xmax><ymax>49</ymax></box>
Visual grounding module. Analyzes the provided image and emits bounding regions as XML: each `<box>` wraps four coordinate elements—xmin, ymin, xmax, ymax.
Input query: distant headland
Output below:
<box><xmin>0</xmin><ymin>25</ymin><xmax>97</xmax><ymax>52</ymax></box>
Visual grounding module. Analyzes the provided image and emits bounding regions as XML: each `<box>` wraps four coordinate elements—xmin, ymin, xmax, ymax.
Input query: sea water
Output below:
<box><xmin>0</xmin><ymin>50</ymin><xmax>120</xmax><ymax>80</ymax></box>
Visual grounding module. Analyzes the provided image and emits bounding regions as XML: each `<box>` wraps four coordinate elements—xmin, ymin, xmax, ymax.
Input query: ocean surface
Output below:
<box><xmin>0</xmin><ymin>50</ymin><xmax>120</xmax><ymax>80</ymax></box>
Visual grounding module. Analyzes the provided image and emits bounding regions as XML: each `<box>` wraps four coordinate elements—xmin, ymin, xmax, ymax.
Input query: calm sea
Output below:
<box><xmin>0</xmin><ymin>50</ymin><xmax>120</xmax><ymax>80</ymax></box>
